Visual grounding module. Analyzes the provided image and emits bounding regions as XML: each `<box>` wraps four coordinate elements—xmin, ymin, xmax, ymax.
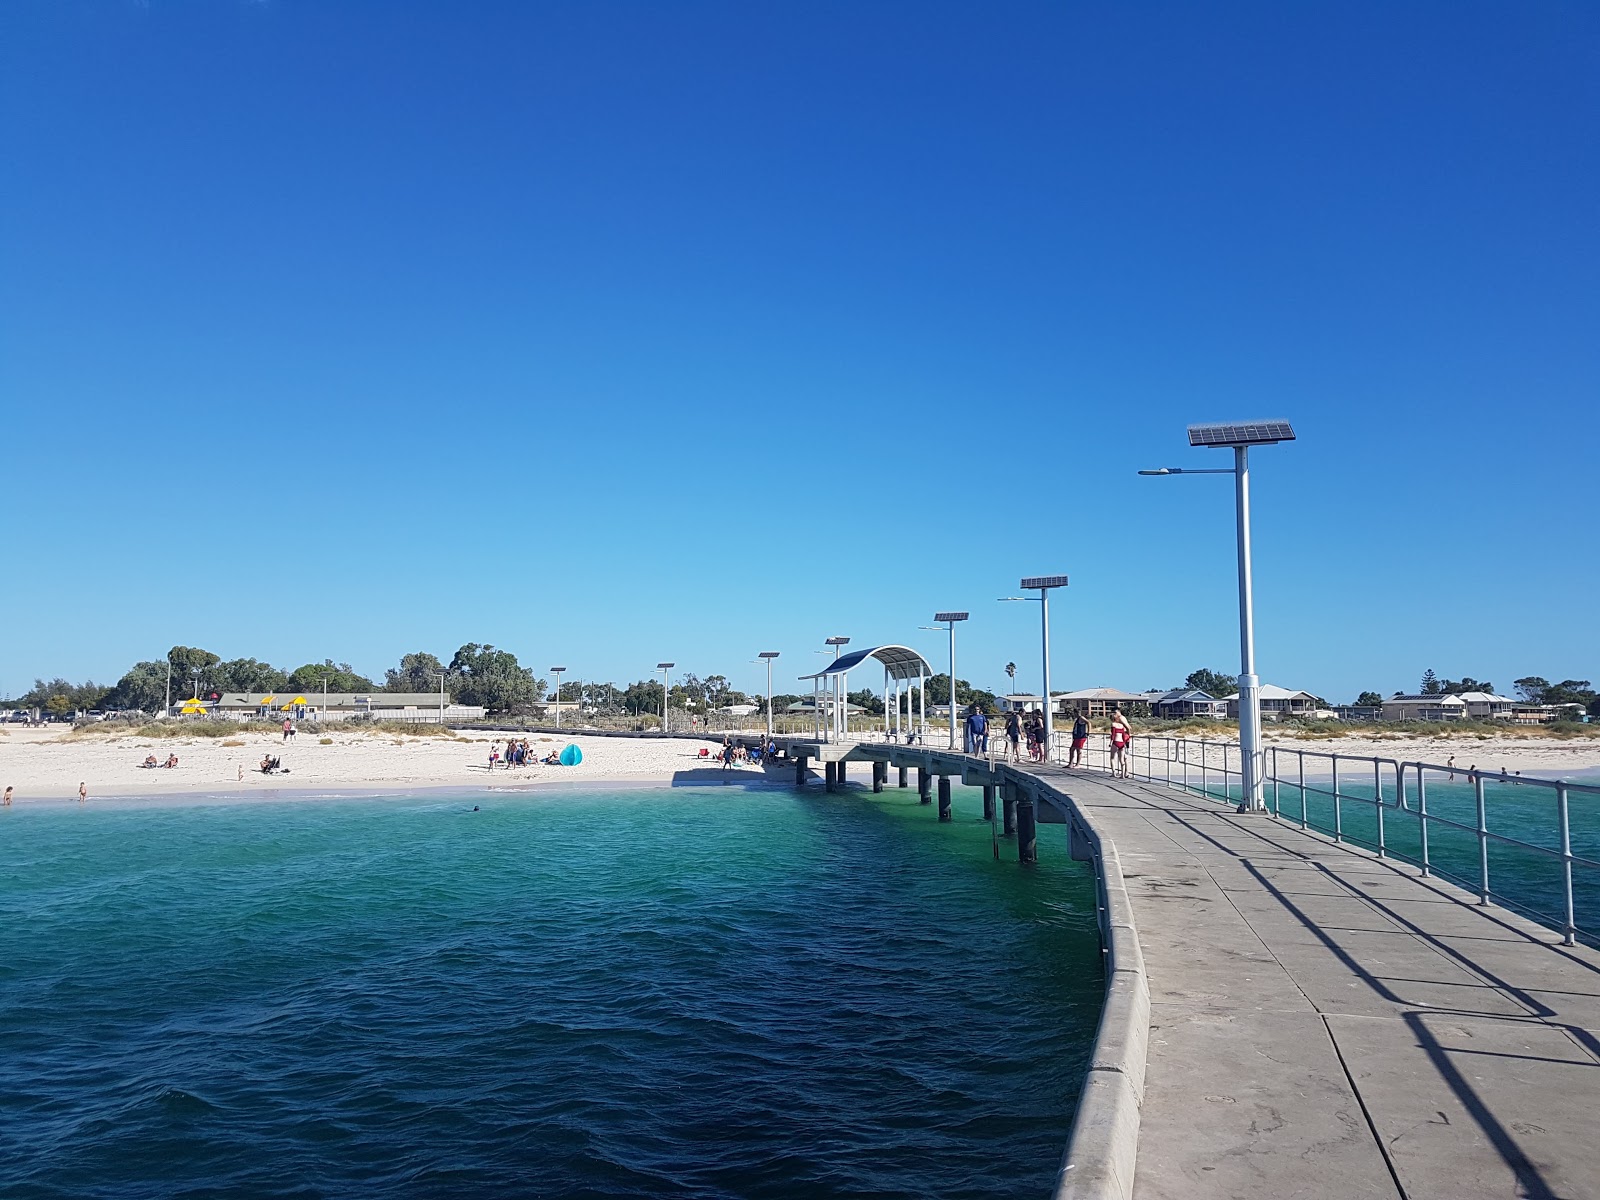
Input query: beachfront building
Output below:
<box><xmin>1454</xmin><ymin>691</ymin><xmax>1518</xmax><ymax>720</ymax></box>
<box><xmin>172</xmin><ymin>692</ymin><xmax>485</xmax><ymax>724</ymax></box>
<box><xmin>1150</xmin><ymin>689</ymin><xmax>1227</xmax><ymax>720</ymax></box>
<box><xmin>1382</xmin><ymin>694</ymin><xmax>1470</xmax><ymax>722</ymax></box>
<box><xmin>998</xmin><ymin>693</ymin><xmax>1069</xmax><ymax>714</ymax></box>
<box><xmin>1225</xmin><ymin>685</ymin><xmax>1320</xmax><ymax>721</ymax></box>
<box><xmin>1058</xmin><ymin>688</ymin><xmax>1151</xmax><ymax>718</ymax></box>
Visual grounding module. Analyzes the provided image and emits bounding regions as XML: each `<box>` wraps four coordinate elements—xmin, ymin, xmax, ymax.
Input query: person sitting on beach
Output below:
<box><xmin>143</xmin><ymin>754</ymin><xmax>160</xmax><ymax>768</ymax></box>
<box><xmin>543</xmin><ymin>750</ymin><xmax>561</xmax><ymax>765</ymax></box>
<box><xmin>164</xmin><ymin>754</ymin><xmax>178</xmax><ymax>769</ymax></box>
<box><xmin>260</xmin><ymin>755</ymin><xmax>273</xmax><ymax>774</ymax></box>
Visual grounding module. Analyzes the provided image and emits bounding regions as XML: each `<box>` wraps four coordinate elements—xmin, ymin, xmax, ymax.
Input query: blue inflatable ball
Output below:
<box><xmin>559</xmin><ymin>744</ymin><xmax>583</xmax><ymax>767</ymax></box>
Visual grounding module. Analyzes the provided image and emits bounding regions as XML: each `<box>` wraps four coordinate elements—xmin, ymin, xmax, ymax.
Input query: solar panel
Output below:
<box><xmin>656</xmin><ymin>662</ymin><xmax>675</xmax><ymax>669</ymax></box>
<box><xmin>1187</xmin><ymin>420</ymin><xmax>1296</xmax><ymax>447</ymax></box>
<box><xmin>759</xmin><ymin>651</ymin><xmax>780</xmax><ymax>658</ymax></box>
<box><xmin>933</xmin><ymin>611</ymin><xmax>969</xmax><ymax>623</ymax></box>
<box><xmin>1021</xmin><ymin>574</ymin><xmax>1069</xmax><ymax>590</ymax></box>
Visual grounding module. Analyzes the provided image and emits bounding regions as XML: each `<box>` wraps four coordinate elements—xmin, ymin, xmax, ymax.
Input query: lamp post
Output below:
<box><xmin>432</xmin><ymin>670</ymin><xmax>446</xmax><ymax>725</ymax></box>
<box><xmin>1000</xmin><ymin>576</ymin><xmax>1068</xmax><ymax>761</ymax></box>
<box><xmin>758</xmin><ymin>652</ymin><xmax>780</xmax><ymax>741</ymax></box>
<box><xmin>1140</xmin><ymin>420</ymin><xmax>1295</xmax><ymax>812</ymax></box>
<box><xmin>549</xmin><ymin>667</ymin><xmax>566</xmax><ymax>730</ymax></box>
<box><xmin>932</xmin><ymin>613</ymin><xmax>968</xmax><ymax>748</ymax></box>
<box><xmin>657</xmin><ymin>663</ymin><xmax>674</xmax><ymax>733</ymax></box>
<box><xmin>164</xmin><ymin>659</ymin><xmax>172</xmax><ymax>716</ymax></box>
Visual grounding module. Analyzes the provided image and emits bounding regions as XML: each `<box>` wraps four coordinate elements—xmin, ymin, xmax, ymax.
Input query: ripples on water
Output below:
<box><xmin>0</xmin><ymin>783</ymin><xmax>1103</xmax><ymax>1198</ymax></box>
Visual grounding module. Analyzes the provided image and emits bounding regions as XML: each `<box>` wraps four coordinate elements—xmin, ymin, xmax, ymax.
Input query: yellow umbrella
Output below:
<box><xmin>283</xmin><ymin>696</ymin><xmax>307</xmax><ymax>710</ymax></box>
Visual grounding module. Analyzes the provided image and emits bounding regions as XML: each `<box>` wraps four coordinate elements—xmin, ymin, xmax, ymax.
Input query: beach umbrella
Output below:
<box><xmin>179</xmin><ymin>698</ymin><xmax>207</xmax><ymax>716</ymax></box>
<box><xmin>559</xmin><ymin>744</ymin><xmax>583</xmax><ymax>766</ymax></box>
<box><xmin>283</xmin><ymin>696</ymin><xmax>306</xmax><ymax>710</ymax></box>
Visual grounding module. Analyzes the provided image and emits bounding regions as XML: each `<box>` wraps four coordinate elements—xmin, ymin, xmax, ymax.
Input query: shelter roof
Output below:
<box><xmin>799</xmin><ymin>644</ymin><xmax>933</xmax><ymax>682</ymax></box>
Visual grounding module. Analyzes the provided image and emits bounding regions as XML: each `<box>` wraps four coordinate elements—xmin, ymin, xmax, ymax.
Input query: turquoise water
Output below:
<box><xmin>0</xmin><ymin>781</ymin><xmax>1103</xmax><ymax>1198</ymax></box>
<box><xmin>1175</xmin><ymin>768</ymin><xmax>1600</xmax><ymax>942</ymax></box>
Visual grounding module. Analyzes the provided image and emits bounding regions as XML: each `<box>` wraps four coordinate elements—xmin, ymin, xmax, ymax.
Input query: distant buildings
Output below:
<box><xmin>1382</xmin><ymin>694</ymin><xmax>1470</xmax><ymax>722</ymax></box>
<box><xmin>1149</xmin><ymin>688</ymin><xmax>1228</xmax><ymax>720</ymax></box>
<box><xmin>1224</xmin><ymin>685</ymin><xmax>1321</xmax><ymax>721</ymax></box>
<box><xmin>172</xmin><ymin>692</ymin><xmax>483</xmax><ymax>723</ymax></box>
<box><xmin>1058</xmin><ymin>688</ymin><xmax>1152</xmax><ymax>718</ymax></box>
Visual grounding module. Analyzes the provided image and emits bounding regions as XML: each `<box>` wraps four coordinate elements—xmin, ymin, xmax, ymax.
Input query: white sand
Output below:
<box><xmin>1</xmin><ymin>723</ymin><xmax>1594</xmax><ymax>806</ymax></box>
<box><xmin>0</xmin><ymin>725</ymin><xmax>758</xmax><ymax>804</ymax></box>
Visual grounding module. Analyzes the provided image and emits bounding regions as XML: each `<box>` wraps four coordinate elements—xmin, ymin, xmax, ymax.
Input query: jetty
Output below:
<box><xmin>751</xmin><ymin>733</ymin><xmax>1600</xmax><ymax>1200</ymax></box>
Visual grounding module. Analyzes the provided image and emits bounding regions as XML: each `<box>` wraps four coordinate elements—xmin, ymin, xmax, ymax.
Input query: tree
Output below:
<box><xmin>1420</xmin><ymin>669</ymin><xmax>1440</xmax><ymax>695</ymax></box>
<box><xmin>448</xmin><ymin>644</ymin><xmax>540</xmax><ymax>714</ymax></box>
<box><xmin>1544</xmin><ymin>679</ymin><xmax>1596</xmax><ymax>708</ymax></box>
<box><xmin>213</xmin><ymin>658</ymin><xmax>290</xmax><ymax>694</ymax></box>
<box><xmin>1004</xmin><ymin>662</ymin><xmax>1017</xmax><ymax>694</ymax></box>
<box><xmin>847</xmin><ymin>688</ymin><xmax>885</xmax><ymax>716</ymax></box>
<box><xmin>1438</xmin><ymin>677</ymin><xmax>1495</xmax><ymax>696</ymax></box>
<box><xmin>288</xmin><ymin>660</ymin><xmax>375</xmax><ymax>694</ymax></box>
<box><xmin>1185</xmin><ymin>668</ymin><xmax>1237</xmax><ymax>698</ymax></box>
<box><xmin>384</xmin><ymin>651</ymin><xmax>446</xmax><ymax>694</ymax></box>
<box><xmin>105</xmin><ymin>661</ymin><xmax>170</xmax><ymax>712</ymax></box>
<box><xmin>1354</xmin><ymin>692</ymin><xmax>1384</xmax><ymax>707</ymax></box>
<box><xmin>167</xmin><ymin>645</ymin><xmax>222</xmax><ymax>698</ymax></box>
<box><xmin>622</xmin><ymin>679</ymin><xmax>664</xmax><ymax>715</ymax></box>
<box><xmin>921</xmin><ymin>674</ymin><xmax>995</xmax><ymax>712</ymax></box>
<box><xmin>1514</xmin><ymin>677</ymin><xmax>1550</xmax><ymax>704</ymax></box>
<box><xmin>20</xmin><ymin>677</ymin><xmax>110</xmax><ymax>713</ymax></box>
<box><xmin>1589</xmin><ymin>694</ymin><xmax>1600</xmax><ymax>719</ymax></box>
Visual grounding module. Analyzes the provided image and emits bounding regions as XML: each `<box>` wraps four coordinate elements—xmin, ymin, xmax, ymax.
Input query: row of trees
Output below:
<box><xmin>1415</xmin><ymin>669</ymin><xmax>1598</xmax><ymax>714</ymax></box>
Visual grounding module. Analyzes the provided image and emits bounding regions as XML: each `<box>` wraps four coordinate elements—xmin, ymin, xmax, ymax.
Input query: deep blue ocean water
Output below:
<box><xmin>0</xmin><ymin>781</ymin><xmax>1103</xmax><ymax>1199</ymax></box>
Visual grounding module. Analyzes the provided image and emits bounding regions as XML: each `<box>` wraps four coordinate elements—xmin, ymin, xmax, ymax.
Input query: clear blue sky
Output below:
<box><xmin>3</xmin><ymin>1</ymin><xmax>1596</xmax><ymax>703</ymax></box>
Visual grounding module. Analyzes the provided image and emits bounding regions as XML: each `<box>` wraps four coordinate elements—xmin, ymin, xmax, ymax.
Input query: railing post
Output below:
<box><xmin>1298</xmin><ymin>750</ymin><xmax>1307</xmax><ymax>829</ymax></box>
<box><xmin>1165</xmin><ymin>737</ymin><xmax>1172</xmax><ymax>788</ymax></box>
<box><xmin>1332</xmin><ymin>755</ymin><xmax>1342</xmax><ymax>843</ymax></box>
<box><xmin>1270</xmin><ymin>746</ymin><xmax>1280</xmax><ymax>818</ymax></box>
<box><xmin>1475</xmin><ymin>773</ymin><xmax>1490</xmax><ymax>905</ymax></box>
<box><xmin>1222</xmin><ymin>741</ymin><xmax>1230</xmax><ymax>804</ymax></box>
<box><xmin>1374</xmin><ymin>758</ymin><xmax>1385</xmax><ymax>858</ymax></box>
<box><xmin>1416</xmin><ymin>764</ymin><xmax>1429</xmax><ymax>877</ymax></box>
<box><xmin>1182</xmin><ymin>739</ymin><xmax>1189</xmax><ymax>794</ymax></box>
<box><xmin>1558</xmin><ymin>782</ymin><xmax>1576</xmax><ymax>945</ymax></box>
<box><xmin>1200</xmin><ymin>738</ymin><xmax>1208</xmax><ymax>799</ymax></box>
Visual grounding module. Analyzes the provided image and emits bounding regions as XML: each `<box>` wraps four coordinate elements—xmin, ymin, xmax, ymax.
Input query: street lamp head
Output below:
<box><xmin>1138</xmin><ymin>468</ymin><xmax>1175</xmax><ymax>476</ymax></box>
<box><xmin>1187</xmin><ymin>420</ymin><xmax>1295</xmax><ymax>448</ymax></box>
<box><xmin>1021</xmin><ymin>575</ymin><xmax>1069</xmax><ymax>590</ymax></box>
<box><xmin>934</xmin><ymin>612</ymin><xmax>969</xmax><ymax>623</ymax></box>
<box><xmin>759</xmin><ymin>651</ymin><xmax>780</xmax><ymax>659</ymax></box>
<box><xmin>997</xmin><ymin>596</ymin><xmax>1027</xmax><ymax>602</ymax></box>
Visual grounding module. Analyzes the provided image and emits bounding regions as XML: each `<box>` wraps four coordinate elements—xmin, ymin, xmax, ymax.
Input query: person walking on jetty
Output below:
<box><xmin>1069</xmin><ymin>712</ymin><xmax>1090</xmax><ymax>768</ymax></box>
<box><xmin>1005</xmin><ymin>709</ymin><xmax>1021</xmax><ymax>762</ymax></box>
<box><xmin>1109</xmin><ymin>709</ymin><xmax>1132</xmax><ymax>778</ymax></box>
<box><xmin>964</xmin><ymin>705</ymin><xmax>987</xmax><ymax>755</ymax></box>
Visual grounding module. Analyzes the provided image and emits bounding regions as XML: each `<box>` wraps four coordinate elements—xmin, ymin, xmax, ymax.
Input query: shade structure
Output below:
<box><xmin>798</xmin><ymin>644</ymin><xmax>934</xmax><ymax>683</ymax></box>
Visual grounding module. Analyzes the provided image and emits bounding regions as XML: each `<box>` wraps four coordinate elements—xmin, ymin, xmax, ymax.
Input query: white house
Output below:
<box><xmin>1453</xmin><ymin>691</ymin><xmax>1517</xmax><ymax>720</ymax></box>
<box><xmin>1058</xmin><ymin>688</ymin><xmax>1151</xmax><ymax>718</ymax></box>
<box><xmin>1226</xmin><ymin>685</ymin><xmax>1320</xmax><ymax>720</ymax></box>
<box><xmin>998</xmin><ymin>693</ymin><xmax>1070</xmax><ymax>714</ymax></box>
<box><xmin>1382</xmin><ymin>694</ymin><xmax>1469</xmax><ymax>722</ymax></box>
<box><xmin>1151</xmin><ymin>688</ymin><xmax>1227</xmax><ymax>720</ymax></box>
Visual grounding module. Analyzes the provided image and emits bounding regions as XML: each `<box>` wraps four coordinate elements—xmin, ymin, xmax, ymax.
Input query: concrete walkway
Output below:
<box><xmin>1035</xmin><ymin>767</ymin><xmax>1600</xmax><ymax>1200</ymax></box>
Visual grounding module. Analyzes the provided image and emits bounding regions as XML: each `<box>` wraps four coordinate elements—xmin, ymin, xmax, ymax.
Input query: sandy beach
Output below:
<box><xmin>0</xmin><ymin>725</ymin><xmax>760</xmax><ymax>804</ymax></box>
<box><xmin>1</xmin><ymin>722</ymin><xmax>1597</xmax><ymax>806</ymax></box>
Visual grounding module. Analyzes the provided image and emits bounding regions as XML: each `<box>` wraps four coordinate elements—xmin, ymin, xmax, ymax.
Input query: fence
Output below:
<box><xmin>1062</xmin><ymin>732</ymin><xmax>1600</xmax><ymax>948</ymax></box>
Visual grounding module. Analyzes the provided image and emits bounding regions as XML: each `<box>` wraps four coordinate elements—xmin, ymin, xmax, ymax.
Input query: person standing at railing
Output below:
<box><xmin>1069</xmin><ymin>712</ymin><xmax>1090</xmax><ymax>768</ymax></box>
<box><xmin>1110</xmin><ymin>709</ymin><xmax>1132</xmax><ymax>778</ymax></box>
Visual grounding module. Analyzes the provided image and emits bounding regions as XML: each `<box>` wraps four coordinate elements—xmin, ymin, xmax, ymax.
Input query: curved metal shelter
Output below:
<box><xmin>799</xmin><ymin>644</ymin><xmax>935</xmax><ymax>742</ymax></box>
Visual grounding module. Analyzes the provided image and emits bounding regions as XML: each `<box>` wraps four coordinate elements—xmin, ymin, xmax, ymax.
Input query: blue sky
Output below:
<box><xmin>2</xmin><ymin>0</ymin><xmax>1596</xmax><ymax>703</ymax></box>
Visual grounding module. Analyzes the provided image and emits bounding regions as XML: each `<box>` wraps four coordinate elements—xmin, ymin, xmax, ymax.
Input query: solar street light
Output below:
<box><xmin>1001</xmin><ymin>576</ymin><xmax>1068</xmax><ymax>757</ymax></box>
<box><xmin>758</xmin><ymin>651</ymin><xmax>780</xmax><ymax>740</ymax></box>
<box><xmin>656</xmin><ymin>662</ymin><xmax>674</xmax><ymax>733</ymax></box>
<box><xmin>549</xmin><ymin>667</ymin><xmax>567</xmax><ymax>730</ymax></box>
<box><xmin>932</xmin><ymin>612</ymin><xmax>969</xmax><ymax>748</ymax></box>
<box><xmin>1141</xmin><ymin>419</ymin><xmax>1295</xmax><ymax>811</ymax></box>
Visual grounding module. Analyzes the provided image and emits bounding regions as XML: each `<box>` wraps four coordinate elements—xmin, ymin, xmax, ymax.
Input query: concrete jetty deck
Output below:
<box><xmin>1025</xmin><ymin>763</ymin><xmax>1600</xmax><ymax>1200</ymax></box>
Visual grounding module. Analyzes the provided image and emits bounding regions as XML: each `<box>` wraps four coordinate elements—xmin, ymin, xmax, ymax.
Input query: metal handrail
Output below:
<box><xmin>1072</xmin><ymin>731</ymin><xmax>1599</xmax><ymax>946</ymax></box>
